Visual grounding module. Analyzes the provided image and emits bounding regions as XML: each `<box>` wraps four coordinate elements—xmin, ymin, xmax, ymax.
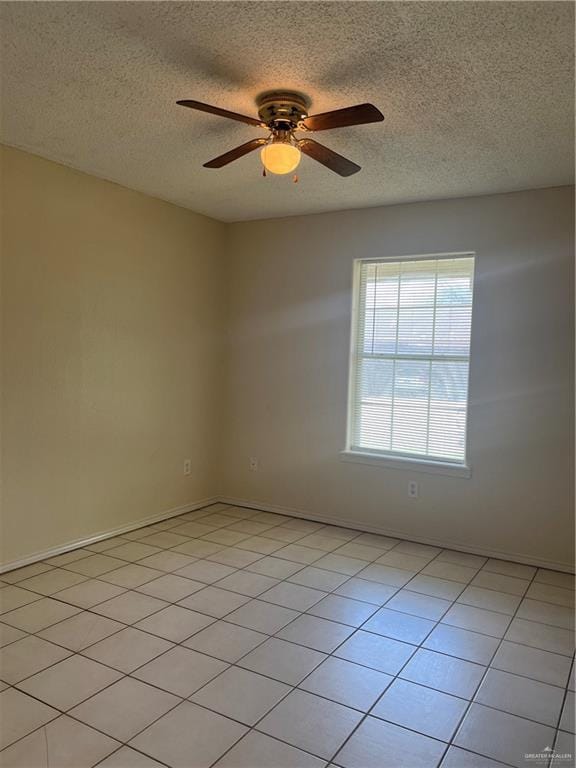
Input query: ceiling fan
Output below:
<box><xmin>176</xmin><ymin>91</ymin><xmax>384</xmax><ymax>178</ymax></box>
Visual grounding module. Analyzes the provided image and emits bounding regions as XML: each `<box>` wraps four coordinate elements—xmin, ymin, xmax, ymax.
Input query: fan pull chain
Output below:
<box><xmin>262</xmin><ymin>168</ymin><xmax>267</xmax><ymax>177</ymax></box>
<box><xmin>293</xmin><ymin>174</ymin><xmax>299</xmax><ymax>183</ymax></box>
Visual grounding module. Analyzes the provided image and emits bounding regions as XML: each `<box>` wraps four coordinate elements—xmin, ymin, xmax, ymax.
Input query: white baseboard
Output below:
<box><xmin>219</xmin><ymin>495</ymin><xmax>575</xmax><ymax>574</ymax></box>
<box><xmin>3</xmin><ymin>493</ymin><xmax>573</xmax><ymax>575</ymax></box>
<box><xmin>0</xmin><ymin>497</ymin><xmax>218</xmax><ymax>574</ymax></box>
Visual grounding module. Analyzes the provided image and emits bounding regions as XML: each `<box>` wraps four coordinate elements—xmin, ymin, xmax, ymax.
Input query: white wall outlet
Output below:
<box><xmin>249</xmin><ymin>457</ymin><xmax>259</xmax><ymax>471</ymax></box>
<box><xmin>183</xmin><ymin>459</ymin><xmax>192</xmax><ymax>476</ymax></box>
<box><xmin>408</xmin><ymin>480</ymin><xmax>419</xmax><ymax>499</ymax></box>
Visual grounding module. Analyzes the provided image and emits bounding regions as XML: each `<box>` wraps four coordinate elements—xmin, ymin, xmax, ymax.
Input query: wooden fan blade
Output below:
<box><xmin>177</xmin><ymin>99</ymin><xmax>264</xmax><ymax>128</ymax></box>
<box><xmin>299</xmin><ymin>139</ymin><xmax>361</xmax><ymax>176</ymax></box>
<box><xmin>302</xmin><ymin>103</ymin><xmax>384</xmax><ymax>132</ymax></box>
<box><xmin>203</xmin><ymin>138</ymin><xmax>267</xmax><ymax>168</ymax></box>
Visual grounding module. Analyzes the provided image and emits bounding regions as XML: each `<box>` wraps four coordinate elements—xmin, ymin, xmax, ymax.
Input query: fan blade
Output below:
<box><xmin>303</xmin><ymin>103</ymin><xmax>383</xmax><ymax>132</ymax></box>
<box><xmin>177</xmin><ymin>99</ymin><xmax>264</xmax><ymax>128</ymax></box>
<box><xmin>299</xmin><ymin>139</ymin><xmax>360</xmax><ymax>176</ymax></box>
<box><xmin>203</xmin><ymin>138</ymin><xmax>267</xmax><ymax>168</ymax></box>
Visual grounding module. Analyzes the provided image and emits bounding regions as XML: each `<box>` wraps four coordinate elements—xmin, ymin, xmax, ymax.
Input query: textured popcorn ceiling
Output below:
<box><xmin>0</xmin><ymin>1</ymin><xmax>573</xmax><ymax>222</ymax></box>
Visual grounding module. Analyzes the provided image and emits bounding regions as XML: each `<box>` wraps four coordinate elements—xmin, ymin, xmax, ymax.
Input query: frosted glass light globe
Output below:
<box><xmin>260</xmin><ymin>142</ymin><xmax>301</xmax><ymax>175</ymax></box>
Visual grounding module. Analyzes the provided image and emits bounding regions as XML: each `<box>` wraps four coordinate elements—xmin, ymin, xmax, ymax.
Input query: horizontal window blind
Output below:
<box><xmin>348</xmin><ymin>255</ymin><xmax>475</xmax><ymax>465</ymax></box>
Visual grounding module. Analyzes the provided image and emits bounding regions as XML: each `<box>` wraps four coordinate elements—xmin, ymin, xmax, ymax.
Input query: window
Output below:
<box><xmin>345</xmin><ymin>254</ymin><xmax>475</xmax><ymax>469</ymax></box>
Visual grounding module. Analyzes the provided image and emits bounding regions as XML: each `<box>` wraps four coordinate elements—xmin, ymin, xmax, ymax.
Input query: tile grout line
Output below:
<box><xmin>1</xmin><ymin>503</ymin><xmax>573</xmax><ymax>766</ymax></box>
<box><xmin>2</xmin><ymin>509</ymin><xmax>573</xmax><ymax>691</ymax></box>
<box><xmin>3</xmin><ymin>506</ymin><xmax>573</xmax><ymax>610</ymax></box>
<box><xmin>0</xmin><ymin>506</ymin><xmax>324</xmax><ymax>755</ymax></box>
<box><xmin>0</xmin><ymin>656</ymin><xmax>572</xmax><ymax>764</ymax></box>
<box><xmin>435</xmin><ymin>564</ymin><xmax>544</xmax><ymax>768</ymax></box>
<box><xmin>297</xmin><ymin>541</ymin><xmax>460</xmax><ymax>767</ymax></box>
<box><xmin>186</xmin><ymin>507</ymin><xmax>574</xmax><ymax>766</ymax></box>
<box><xmin>2</xmin><ymin>512</ymin><xmax>573</xmax><ymax>681</ymax></box>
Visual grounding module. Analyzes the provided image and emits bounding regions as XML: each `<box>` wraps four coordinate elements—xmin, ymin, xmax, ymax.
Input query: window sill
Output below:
<box><xmin>339</xmin><ymin>450</ymin><xmax>472</xmax><ymax>478</ymax></box>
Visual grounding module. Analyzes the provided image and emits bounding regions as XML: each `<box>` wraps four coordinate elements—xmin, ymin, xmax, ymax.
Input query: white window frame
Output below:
<box><xmin>341</xmin><ymin>251</ymin><xmax>475</xmax><ymax>479</ymax></box>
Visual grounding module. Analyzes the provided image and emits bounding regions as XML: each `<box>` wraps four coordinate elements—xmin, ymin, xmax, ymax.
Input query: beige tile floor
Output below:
<box><xmin>0</xmin><ymin>503</ymin><xmax>574</xmax><ymax>768</ymax></box>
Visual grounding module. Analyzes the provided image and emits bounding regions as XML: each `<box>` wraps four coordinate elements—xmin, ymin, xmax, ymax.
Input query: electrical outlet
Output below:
<box><xmin>249</xmin><ymin>457</ymin><xmax>259</xmax><ymax>471</ymax></box>
<box><xmin>183</xmin><ymin>459</ymin><xmax>192</xmax><ymax>476</ymax></box>
<box><xmin>408</xmin><ymin>480</ymin><xmax>419</xmax><ymax>499</ymax></box>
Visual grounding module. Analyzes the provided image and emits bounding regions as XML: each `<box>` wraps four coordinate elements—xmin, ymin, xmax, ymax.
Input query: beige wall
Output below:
<box><xmin>1</xmin><ymin>147</ymin><xmax>226</xmax><ymax>566</ymax></box>
<box><xmin>222</xmin><ymin>187</ymin><xmax>574</xmax><ymax>569</ymax></box>
<box><xmin>2</xmin><ymin>147</ymin><xmax>573</xmax><ymax>570</ymax></box>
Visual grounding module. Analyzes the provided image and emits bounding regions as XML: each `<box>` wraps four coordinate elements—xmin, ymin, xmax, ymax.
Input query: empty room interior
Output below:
<box><xmin>0</xmin><ymin>2</ymin><xmax>574</xmax><ymax>767</ymax></box>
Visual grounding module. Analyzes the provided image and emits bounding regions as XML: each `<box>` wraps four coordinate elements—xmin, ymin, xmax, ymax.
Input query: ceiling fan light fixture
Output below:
<box><xmin>178</xmin><ymin>94</ymin><xmax>383</xmax><ymax>176</ymax></box>
<box><xmin>260</xmin><ymin>134</ymin><xmax>301</xmax><ymax>175</ymax></box>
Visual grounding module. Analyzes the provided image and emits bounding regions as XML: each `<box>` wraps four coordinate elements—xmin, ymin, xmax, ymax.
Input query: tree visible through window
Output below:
<box><xmin>347</xmin><ymin>255</ymin><xmax>475</xmax><ymax>465</ymax></box>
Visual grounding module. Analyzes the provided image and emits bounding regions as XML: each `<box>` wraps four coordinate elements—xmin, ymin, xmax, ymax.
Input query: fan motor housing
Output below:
<box><xmin>257</xmin><ymin>91</ymin><xmax>310</xmax><ymax>128</ymax></box>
